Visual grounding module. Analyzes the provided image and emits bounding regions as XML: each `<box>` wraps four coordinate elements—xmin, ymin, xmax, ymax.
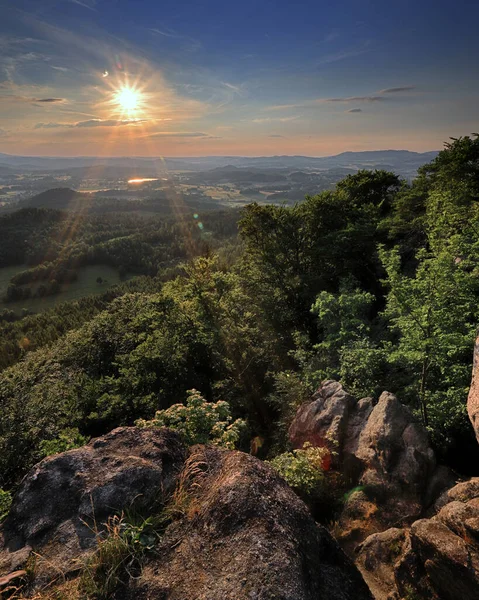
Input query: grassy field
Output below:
<box><xmin>0</xmin><ymin>264</ymin><xmax>128</xmax><ymax>315</ymax></box>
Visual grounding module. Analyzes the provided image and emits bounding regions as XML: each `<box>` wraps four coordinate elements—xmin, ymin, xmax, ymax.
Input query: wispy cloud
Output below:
<box><xmin>51</xmin><ymin>66</ymin><xmax>69</xmax><ymax>72</ymax></box>
<box><xmin>380</xmin><ymin>86</ymin><xmax>416</xmax><ymax>93</ymax></box>
<box><xmin>316</xmin><ymin>41</ymin><xmax>372</xmax><ymax>66</ymax></box>
<box><xmin>147</xmin><ymin>131</ymin><xmax>211</xmax><ymax>138</ymax></box>
<box><xmin>266</xmin><ymin>86</ymin><xmax>416</xmax><ymax>112</ymax></box>
<box><xmin>68</xmin><ymin>0</ymin><xmax>97</xmax><ymax>11</ymax></box>
<box><xmin>269</xmin><ymin>134</ymin><xmax>286</xmax><ymax>138</ymax></box>
<box><xmin>0</xmin><ymin>94</ymin><xmax>67</xmax><ymax>105</ymax></box>
<box><xmin>35</xmin><ymin>98</ymin><xmax>66</xmax><ymax>103</ymax></box>
<box><xmin>347</xmin><ymin>108</ymin><xmax>362</xmax><ymax>113</ymax></box>
<box><xmin>251</xmin><ymin>115</ymin><xmax>300</xmax><ymax>123</ymax></box>
<box><xmin>327</xmin><ymin>96</ymin><xmax>385</xmax><ymax>103</ymax></box>
<box><xmin>323</xmin><ymin>30</ymin><xmax>340</xmax><ymax>43</ymax></box>
<box><xmin>148</xmin><ymin>27</ymin><xmax>202</xmax><ymax>52</ymax></box>
<box><xmin>35</xmin><ymin>118</ymin><xmax>147</xmax><ymax>129</ymax></box>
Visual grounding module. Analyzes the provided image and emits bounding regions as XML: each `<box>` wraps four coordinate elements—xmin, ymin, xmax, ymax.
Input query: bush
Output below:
<box><xmin>268</xmin><ymin>442</ymin><xmax>329</xmax><ymax>496</ymax></box>
<box><xmin>136</xmin><ymin>389</ymin><xmax>247</xmax><ymax>449</ymax></box>
<box><xmin>0</xmin><ymin>488</ymin><xmax>12</xmax><ymax>522</ymax></box>
<box><xmin>39</xmin><ymin>428</ymin><xmax>90</xmax><ymax>458</ymax></box>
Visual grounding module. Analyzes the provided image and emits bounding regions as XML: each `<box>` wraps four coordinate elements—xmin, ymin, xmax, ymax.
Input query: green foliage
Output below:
<box><xmin>380</xmin><ymin>241</ymin><xmax>476</xmax><ymax>437</ymax></box>
<box><xmin>268</xmin><ymin>442</ymin><xmax>328</xmax><ymax>496</ymax></box>
<box><xmin>292</xmin><ymin>280</ymin><xmax>387</xmax><ymax>397</ymax></box>
<box><xmin>2</xmin><ymin>134</ymin><xmax>479</xmax><ymax>491</ymax></box>
<box><xmin>80</xmin><ymin>512</ymin><xmax>166</xmax><ymax>599</ymax></box>
<box><xmin>0</xmin><ymin>488</ymin><xmax>12</xmax><ymax>522</ymax></box>
<box><xmin>39</xmin><ymin>428</ymin><xmax>89</xmax><ymax>458</ymax></box>
<box><xmin>137</xmin><ymin>389</ymin><xmax>247</xmax><ymax>449</ymax></box>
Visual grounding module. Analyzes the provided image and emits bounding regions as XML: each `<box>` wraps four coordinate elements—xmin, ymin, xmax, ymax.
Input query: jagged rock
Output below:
<box><xmin>467</xmin><ymin>332</ymin><xmax>479</xmax><ymax>444</ymax></box>
<box><xmin>126</xmin><ymin>446</ymin><xmax>373</xmax><ymax>600</ymax></box>
<box><xmin>356</xmin><ymin>528</ymin><xmax>407</xmax><ymax>600</ymax></box>
<box><xmin>0</xmin><ymin>427</ymin><xmax>187</xmax><ymax>581</ymax></box>
<box><xmin>288</xmin><ymin>380</ymin><xmax>355</xmax><ymax>465</ymax></box>
<box><xmin>290</xmin><ymin>382</ymin><xmax>450</xmax><ymax>545</ymax></box>
<box><xmin>358</xmin><ymin>478</ymin><xmax>479</xmax><ymax>600</ymax></box>
<box><xmin>0</xmin><ymin>428</ymin><xmax>372</xmax><ymax>600</ymax></box>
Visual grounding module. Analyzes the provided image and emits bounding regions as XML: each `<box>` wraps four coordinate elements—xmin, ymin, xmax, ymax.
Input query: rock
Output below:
<box><xmin>359</xmin><ymin>477</ymin><xmax>479</xmax><ymax>600</ymax></box>
<box><xmin>288</xmin><ymin>380</ymin><xmax>355</xmax><ymax>465</ymax></box>
<box><xmin>0</xmin><ymin>427</ymin><xmax>187</xmax><ymax>580</ymax></box>
<box><xmin>126</xmin><ymin>445</ymin><xmax>373</xmax><ymax>600</ymax></box>
<box><xmin>0</xmin><ymin>428</ymin><xmax>372</xmax><ymax>600</ymax></box>
<box><xmin>467</xmin><ymin>333</ymin><xmax>479</xmax><ymax>444</ymax></box>
<box><xmin>289</xmin><ymin>382</ymin><xmax>443</xmax><ymax>546</ymax></box>
<box><xmin>356</xmin><ymin>528</ymin><xmax>407</xmax><ymax>600</ymax></box>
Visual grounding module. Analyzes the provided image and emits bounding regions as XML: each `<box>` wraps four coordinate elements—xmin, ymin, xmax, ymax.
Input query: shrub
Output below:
<box><xmin>39</xmin><ymin>428</ymin><xmax>90</xmax><ymax>458</ymax></box>
<box><xmin>136</xmin><ymin>389</ymin><xmax>247</xmax><ymax>449</ymax></box>
<box><xmin>268</xmin><ymin>442</ymin><xmax>329</xmax><ymax>496</ymax></box>
<box><xmin>0</xmin><ymin>488</ymin><xmax>12</xmax><ymax>522</ymax></box>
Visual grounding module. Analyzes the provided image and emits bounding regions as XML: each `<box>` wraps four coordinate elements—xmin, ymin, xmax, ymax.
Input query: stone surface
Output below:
<box><xmin>0</xmin><ymin>427</ymin><xmax>187</xmax><ymax>580</ymax></box>
<box><xmin>289</xmin><ymin>382</ymin><xmax>447</xmax><ymax>545</ymax></box>
<box><xmin>126</xmin><ymin>445</ymin><xmax>373</xmax><ymax>600</ymax></box>
<box><xmin>0</xmin><ymin>427</ymin><xmax>372</xmax><ymax>600</ymax></box>
<box><xmin>467</xmin><ymin>332</ymin><xmax>479</xmax><ymax>444</ymax></box>
<box><xmin>358</xmin><ymin>478</ymin><xmax>479</xmax><ymax>600</ymax></box>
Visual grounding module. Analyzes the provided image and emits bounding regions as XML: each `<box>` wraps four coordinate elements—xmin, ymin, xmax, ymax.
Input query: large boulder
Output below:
<box><xmin>0</xmin><ymin>427</ymin><xmax>373</xmax><ymax>600</ymax></box>
<box><xmin>0</xmin><ymin>427</ymin><xmax>187</xmax><ymax>582</ymax></box>
<box><xmin>357</xmin><ymin>478</ymin><xmax>479</xmax><ymax>600</ymax></box>
<box><xmin>289</xmin><ymin>382</ymin><xmax>451</xmax><ymax>547</ymax></box>
<box><xmin>468</xmin><ymin>333</ymin><xmax>479</xmax><ymax>444</ymax></box>
<box><xmin>126</xmin><ymin>445</ymin><xmax>373</xmax><ymax>600</ymax></box>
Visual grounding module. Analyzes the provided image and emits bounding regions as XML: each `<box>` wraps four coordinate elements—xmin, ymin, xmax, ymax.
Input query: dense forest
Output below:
<box><xmin>1</xmin><ymin>134</ymin><xmax>478</xmax><ymax>495</ymax></box>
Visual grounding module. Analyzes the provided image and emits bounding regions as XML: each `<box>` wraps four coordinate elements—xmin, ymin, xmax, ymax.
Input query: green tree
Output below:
<box><xmin>380</xmin><ymin>242</ymin><xmax>477</xmax><ymax>438</ymax></box>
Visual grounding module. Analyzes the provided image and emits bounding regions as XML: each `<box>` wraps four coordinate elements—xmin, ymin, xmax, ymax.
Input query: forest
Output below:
<box><xmin>1</xmin><ymin>134</ymin><xmax>478</xmax><ymax>497</ymax></box>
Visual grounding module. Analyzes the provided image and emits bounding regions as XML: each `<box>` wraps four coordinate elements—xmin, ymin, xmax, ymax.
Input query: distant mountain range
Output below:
<box><xmin>0</xmin><ymin>150</ymin><xmax>439</xmax><ymax>176</ymax></box>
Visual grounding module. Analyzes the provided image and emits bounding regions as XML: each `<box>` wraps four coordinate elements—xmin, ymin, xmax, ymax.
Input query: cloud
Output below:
<box><xmin>68</xmin><ymin>0</ymin><xmax>97</xmax><ymax>11</ymax></box>
<box><xmin>347</xmin><ymin>108</ymin><xmax>362</xmax><ymax>113</ymax></box>
<box><xmin>75</xmin><ymin>118</ymin><xmax>147</xmax><ymax>128</ymax></box>
<box><xmin>148</xmin><ymin>27</ymin><xmax>202</xmax><ymax>52</ymax></box>
<box><xmin>327</xmin><ymin>96</ymin><xmax>385</xmax><ymax>103</ymax></box>
<box><xmin>51</xmin><ymin>66</ymin><xmax>69</xmax><ymax>72</ymax></box>
<box><xmin>269</xmin><ymin>134</ymin><xmax>286</xmax><ymax>138</ymax></box>
<box><xmin>35</xmin><ymin>98</ymin><xmax>66</xmax><ymax>103</ymax></box>
<box><xmin>323</xmin><ymin>31</ymin><xmax>339</xmax><ymax>43</ymax></box>
<box><xmin>148</xmin><ymin>131</ymin><xmax>211</xmax><ymax>138</ymax></box>
<box><xmin>380</xmin><ymin>86</ymin><xmax>416</xmax><ymax>94</ymax></box>
<box><xmin>251</xmin><ymin>115</ymin><xmax>300</xmax><ymax>123</ymax></box>
<box><xmin>35</xmin><ymin>119</ymin><xmax>148</xmax><ymax>129</ymax></box>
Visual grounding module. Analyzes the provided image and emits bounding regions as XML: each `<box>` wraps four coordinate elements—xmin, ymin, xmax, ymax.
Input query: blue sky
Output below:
<box><xmin>0</xmin><ymin>0</ymin><xmax>477</xmax><ymax>156</ymax></box>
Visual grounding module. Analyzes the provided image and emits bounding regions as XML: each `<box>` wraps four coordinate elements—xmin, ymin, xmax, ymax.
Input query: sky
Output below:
<box><xmin>0</xmin><ymin>0</ymin><xmax>478</xmax><ymax>157</ymax></box>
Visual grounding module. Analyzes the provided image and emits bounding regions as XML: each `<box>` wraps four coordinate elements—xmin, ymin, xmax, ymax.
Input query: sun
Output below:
<box><xmin>115</xmin><ymin>86</ymin><xmax>141</xmax><ymax>112</ymax></box>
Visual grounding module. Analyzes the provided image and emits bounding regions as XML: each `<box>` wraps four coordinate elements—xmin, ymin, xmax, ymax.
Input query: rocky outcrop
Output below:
<box><xmin>468</xmin><ymin>333</ymin><xmax>479</xmax><ymax>444</ymax></box>
<box><xmin>127</xmin><ymin>445</ymin><xmax>373</xmax><ymax>600</ymax></box>
<box><xmin>289</xmin><ymin>381</ymin><xmax>452</xmax><ymax>546</ymax></box>
<box><xmin>357</xmin><ymin>478</ymin><xmax>479</xmax><ymax>600</ymax></box>
<box><xmin>0</xmin><ymin>427</ymin><xmax>187</xmax><ymax>585</ymax></box>
<box><xmin>0</xmin><ymin>427</ymin><xmax>372</xmax><ymax>600</ymax></box>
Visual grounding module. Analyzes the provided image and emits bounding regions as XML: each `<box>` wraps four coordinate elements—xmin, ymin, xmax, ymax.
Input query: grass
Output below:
<box><xmin>79</xmin><ymin>511</ymin><xmax>168</xmax><ymax>599</ymax></box>
<box><xmin>0</xmin><ymin>265</ymin><xmax>132</xmax><ymax>315</ymax></box>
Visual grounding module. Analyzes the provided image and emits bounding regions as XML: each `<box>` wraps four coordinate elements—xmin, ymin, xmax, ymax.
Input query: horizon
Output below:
<box><xmin>0</xmin><ymin>0</ymin><xmax>478</xmax><ymax>156</ymax></box>
<box><xmin>0</xmin><ymin>148</ymin><xmax>440</xmax><ymax>160</ymax></box>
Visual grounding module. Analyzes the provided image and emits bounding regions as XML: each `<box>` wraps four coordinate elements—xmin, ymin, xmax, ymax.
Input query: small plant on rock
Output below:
<box><xmin>268</xmin><ymin>442</ymin><xmax>329</xmax><ymax>496</ymax></box>
<box><xmin>80</xmin><ymin>512</ymin><xmax>166</xmax><ymax>599</ymax></box>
